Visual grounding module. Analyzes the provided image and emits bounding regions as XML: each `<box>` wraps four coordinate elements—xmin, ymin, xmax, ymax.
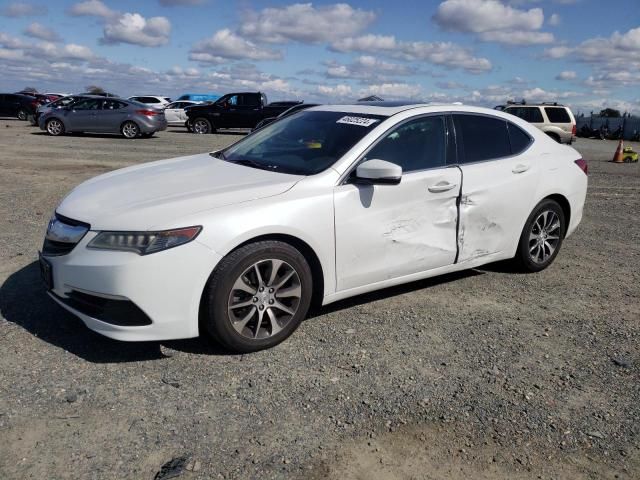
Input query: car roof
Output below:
<box><xmin>309</xmin><ymin>101</ymin><xmax>461</xmax><ymax>116</ymax></box>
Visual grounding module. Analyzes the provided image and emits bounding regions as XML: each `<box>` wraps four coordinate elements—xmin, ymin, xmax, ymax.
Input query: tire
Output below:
<box><xmin>513</xmin><ymin>199</ymin><xmax>566</xmax><ymax>272</ymax></box>
<box><xmin>121</xmin><ymin>121</ymin><xmax>140</xmax><ymax>139</ymax></box>
<box><xmin>202</xmin><ymin>241</ymin><xmax>313</xmax><ymax>353</ymax></box>
<box><xmin>192</xmin><ymin>117</ymin><xmax>213</xmax><ymax>134</ymax></box>
<box><xmin>45</xmin><ymin>118</ymin><xmax>65</xmax><ymax>136</ymax></box>
<box><xmin>17</xmin><ymin>109</ymin><xmax>29</xmax><ymax>121</ymax></box>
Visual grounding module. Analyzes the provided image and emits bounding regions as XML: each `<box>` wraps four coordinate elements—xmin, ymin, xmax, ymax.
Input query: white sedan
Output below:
<box><xmin>163</xmin><ymin>100</ymin><xmax>199</xmax><ymax>126</ymax></box>
<box><xmin>40</xmin><ymin>103</ymin><xmax>587</xmax><ymax>352</ymax></box>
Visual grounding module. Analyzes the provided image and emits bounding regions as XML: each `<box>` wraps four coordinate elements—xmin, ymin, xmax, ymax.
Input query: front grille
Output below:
<box><xmin>54</xmin><ymin>290</ymin><xmax>152</xmax><ymax>326</ymax></box>
<box><xmin>42</xmin><ymin>238</ymin><xmax>77</xmax><ymax>256</ymax></box>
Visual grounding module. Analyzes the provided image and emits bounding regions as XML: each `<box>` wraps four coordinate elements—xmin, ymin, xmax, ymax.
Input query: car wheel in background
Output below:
<box><xmin>514</xmin><ymin>199</ymin><xmax>565</xmax><ymax>272</ymax></box>
<box><xmin>202</xmin><ymin>241</ymin><xmax>313</xmax><ymax>353</ymax></box>
<box><xmin>121</xmin><ymin>121</ymin><xmax>140</xmax><ymax>139</ymax></box>
<box><xmin>545</xmin><ymin>132</ymin><xmax>561</xmax><ymax>143</ymax></box>
<box><xmin>45</xmin><ymin>118</ymin><xmax>65</xmax><ymax>136</ymax></box>
<box><xmin>192</xmin><ymin>118</ymin><xmax>212</xmax><ymax>134</ymax></box>
<box><xmin>17</xmin><ymin>109</ymin><xmax>28</xmax><ymax>121</ymax></box>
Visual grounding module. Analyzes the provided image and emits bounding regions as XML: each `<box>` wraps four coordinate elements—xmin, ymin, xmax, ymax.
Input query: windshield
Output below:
<box><xmin>217</xmin><ymin>110</ymin><xmax>386</xmax><ymax>175</ymax></box>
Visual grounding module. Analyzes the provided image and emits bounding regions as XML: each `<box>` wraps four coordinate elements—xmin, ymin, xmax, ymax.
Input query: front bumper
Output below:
<box><xmin>42</xmin><ymin>232</ymin><xmax>222</xmax><ymax>341</ymax></box>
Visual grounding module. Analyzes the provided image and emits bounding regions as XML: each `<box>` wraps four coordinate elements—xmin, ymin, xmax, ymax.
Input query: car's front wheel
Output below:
<box><xmin>192</xmin><ymin>117</ymin><xmax>212</xmax><ymax>134</ymax></box>
<box><xmin>121</xmin><ymin>121</ymin><xmax>140</xmax><ymax>139</ymax></box>
<box><xmin>46</xmin><ymin>118</ymin><xmax>65</xmax><ymax>136</ymax></box>
<box><xmin>514</xmin><ymin>199</ymin><xmax>565</xmax><ymax>272</ymax></box>
<box><xmin>202</xmin><ymin>241</ymin><xmax>313</xmax><ymax>353</ymax></box>
<box><xmin>17</xmin><ymin>109</ymin><xmax>29</xmax><ymax>121</ymax></box>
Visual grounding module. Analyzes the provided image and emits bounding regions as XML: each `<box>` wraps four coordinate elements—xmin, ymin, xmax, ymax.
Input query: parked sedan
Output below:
<box><xmin>40</xmin><ymin>103</ymin><xmax>587</xmax><ymax>352</ymax></box>
<box><xmin>164</xmin><ymin>100</ymin><xmax>199</xmax><ymax>126</ymax></box>
<box><xmin>39</xmin><ymin>97</ymin><xmax>167</xmax><ymax>138</ymax></box>
<box><xmin>0</xmin><ymin>93</ymin><xmax>39</xmax><ymax>120</ymax></box>
<box><xmin>32</xmin><ymin>95</ymin><xmax>90</xmax><ymax>125</ymax></box>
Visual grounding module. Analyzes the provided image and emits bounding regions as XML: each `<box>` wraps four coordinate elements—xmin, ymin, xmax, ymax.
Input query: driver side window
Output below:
<box><xmin>364</xmin><ymin>116</ymin><xmax>446</xmax><ymax>173</ymax></box>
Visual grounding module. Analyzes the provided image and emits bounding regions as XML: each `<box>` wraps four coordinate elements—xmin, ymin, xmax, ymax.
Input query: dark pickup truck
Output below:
<box><xmin>185</xmin><ymin>92</ymin><xmax>300</xmax><ymax>133</ymax></box>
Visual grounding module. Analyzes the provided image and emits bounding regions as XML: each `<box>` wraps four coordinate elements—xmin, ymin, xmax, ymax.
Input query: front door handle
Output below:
<box><xmin>428</xmin><ymin>182</ymin><xmax>457</xmax><ymax>193</ymax></box>
<box><xmin>512</xmin><ymin>164</ymin><xmax>530</xmax><ymax>174</ymax></box>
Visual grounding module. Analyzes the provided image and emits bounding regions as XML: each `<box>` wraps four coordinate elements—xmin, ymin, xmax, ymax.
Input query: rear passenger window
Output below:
<box><xmin>453</xmin><ymin>114</ymin><xmax>511</xmax><ymax>163</ymax></box>
<box><xmin>544</xmin><ymin>107</ymin><xmax>571</xmax><ymax>123</ymax></box>
<box><xmin>364</xmin><ymin>116</ymin><xmax>446</xmax><ymax>172</ymax></box>
<box><xmin>505</xmin><ymin>107</ymin><xmax>543</xmax><ymax>123</ymax></box>
<box><xmin>507</xmin><ymin>122</ymin><xmax>532</xmax><ymax>154</ymax></box>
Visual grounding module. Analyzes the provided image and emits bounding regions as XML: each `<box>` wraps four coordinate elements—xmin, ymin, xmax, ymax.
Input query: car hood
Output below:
<box><xmin>56</xmin><ymin>153</ymin><xmax>302</xmax><ymax>230</ymax></box>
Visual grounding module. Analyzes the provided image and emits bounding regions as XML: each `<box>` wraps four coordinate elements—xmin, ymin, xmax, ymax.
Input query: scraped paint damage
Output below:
<box><xmin>458</xmin><ymin>191</ymin><xmax>504</xmax><ymax>263</ymax></box>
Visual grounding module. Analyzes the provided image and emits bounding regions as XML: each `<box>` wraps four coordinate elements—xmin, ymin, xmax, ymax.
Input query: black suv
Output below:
<box><xmin>0</xmin><ymin>93</ymin><xmax>39</xmax><ymax>120</ymax></box>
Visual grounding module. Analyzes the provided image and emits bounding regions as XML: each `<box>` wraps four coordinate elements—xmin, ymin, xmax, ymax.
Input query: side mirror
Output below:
<box><xmin>355</xmin><ymin>159</ymin><xmax>402</xmax><ymax>185</ymax></box>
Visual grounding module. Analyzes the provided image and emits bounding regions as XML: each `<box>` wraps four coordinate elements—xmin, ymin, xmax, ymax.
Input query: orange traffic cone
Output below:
<box><xmin>612</xmin><ymin>138</ymin><xmax>625</xmax><ymax>163</ymax></box>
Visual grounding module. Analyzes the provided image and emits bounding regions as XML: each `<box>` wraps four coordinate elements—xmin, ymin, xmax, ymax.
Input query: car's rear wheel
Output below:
<box><xmin>545</xmin><ymin>132</ymin><xmax>561</xmax><ymax>143</ymax></box>
<box><xmin>17</xmin><ymin>109</ymin><xmax>28</xmax><ymax>121</ymax></box>
<box><xmin>192</xmin><ymin>117</ymin><xmax>212</xmax><ymax>134</ymax></box>
<box><xmin>46</xmin><ymin>118</ymin><xmax>65</xmax><ymax>136</ymax></box>
<box><xmin>202</xmin><ymin>241</ymin><xmax>313</xmax><ymax>353</ymax></box>
<box><xmin>514</xmin><ymin>199</ymin><xmax>565</xmax><ymax>272</ymax></box>
<box><xmin>121</xmin><ymin>121</ymin><xmax>139</xmax><ymax>139</ymax></box>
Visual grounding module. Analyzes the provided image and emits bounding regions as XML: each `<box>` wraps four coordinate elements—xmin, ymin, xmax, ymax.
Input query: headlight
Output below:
<box><xmin>87</xmin><ymin>226</ymin><xmax>202</xmax><ymax>255</ymax></box>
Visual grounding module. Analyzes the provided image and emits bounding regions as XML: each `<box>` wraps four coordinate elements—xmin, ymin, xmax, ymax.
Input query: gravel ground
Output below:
<box><xmin>0</xmin><ymin>120</ymin><xmax>638</xmax><ymax>480</ymax></box>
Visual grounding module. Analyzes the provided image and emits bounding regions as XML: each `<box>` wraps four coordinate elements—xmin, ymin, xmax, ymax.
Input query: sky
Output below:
<box><xmin>0</xmin><ymin>0</ymin><xmax>638</xmax><ymax>114</ymax></box>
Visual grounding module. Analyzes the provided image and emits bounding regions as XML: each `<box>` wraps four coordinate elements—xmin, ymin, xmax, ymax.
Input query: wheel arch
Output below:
<box><xmin>542</xmin><ymin>194</ymin><xmax>571</xmax><ymax>238</ymax></box>
<box><xmin>198</xmin><ymin>233</ymin><xmax>326</xmax><ymax>333</ymax></box>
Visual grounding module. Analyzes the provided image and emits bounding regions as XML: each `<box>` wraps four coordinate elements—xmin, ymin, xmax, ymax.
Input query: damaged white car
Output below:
<box><xmin>41</xmin><ymin>103</ymin><xmax>588</xmax><ymax>352</ymax></box>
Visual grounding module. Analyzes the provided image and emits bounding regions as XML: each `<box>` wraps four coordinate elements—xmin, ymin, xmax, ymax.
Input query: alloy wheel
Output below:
<box><xmin>47</xmin><ymin>119</ymin><xmax>63</xmax><ymax>136</ymax></box>
<box><xmin>193</xmin><ymin>119</ymin><xmax>209</xmax><ymax>134</ymax></box>
<box><xmin>122</xmin><ymin>122</ymin><xmax>139</xmax><ymax>138</ymax></box>
<box><xmin>227</xmin><ymin>259</ymin><xmax>302</xmax><ymax>340</ymax></box>
<box><xmin>17</xmin><ymin>110</ymin><xmax>27</xmax><ymax>121</ymax></box>
<box><xmin>528</xmin><ymin>210</ymin><xmax>561</xmax><ymax>264</ymax></box>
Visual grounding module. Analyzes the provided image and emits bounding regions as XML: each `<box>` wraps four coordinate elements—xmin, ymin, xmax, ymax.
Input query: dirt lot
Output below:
<box><xmin>0</xmin><ymin>120</ymin><xmax>638</xmax><ymax>480</ymax></box>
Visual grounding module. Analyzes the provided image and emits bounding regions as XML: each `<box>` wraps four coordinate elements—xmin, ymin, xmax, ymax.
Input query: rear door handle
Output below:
<box><xmin>512</xmin><ymin>164</ymin><xmax>530</xmax><ymax>174</ymax></box>
<box><xmin>428</xmin><ymin>182</ymin><xmax>457</xmax><ymax>193</ymax></box>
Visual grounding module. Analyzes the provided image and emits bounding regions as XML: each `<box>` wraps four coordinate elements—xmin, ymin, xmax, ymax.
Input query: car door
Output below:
<box><xmin>164</xmin><ymin>102</ymin><xmax>182</xmax><ymax>124</ymax></box>
<box><xmin>96</xmin><ymin>99</ymin><xmax>129</xmax><ymax>133</ymax></box>
<box><xmin>65</xmin><ymin>98</ymin><xmax>102</xmax><ymax>131</ymax></box>
<box><xmin>334</xmin><ymin>115</ymin><xmax>461</xmax><ymax>291</ymax></box>
<box><xmin>452</xmin><ymin>113</ymin><xmax>540</xmax><ymax>263</ymax></box>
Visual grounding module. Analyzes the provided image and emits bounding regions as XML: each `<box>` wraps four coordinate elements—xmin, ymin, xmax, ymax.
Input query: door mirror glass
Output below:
<box><xmin>355</xmin><ymin>159</ymin><xmax>402</xmax><ymax>185</ymax></box>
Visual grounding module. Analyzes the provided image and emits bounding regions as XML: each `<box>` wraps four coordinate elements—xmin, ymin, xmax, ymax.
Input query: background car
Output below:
<box><xmin>252</xmin><ymin>102</ymin><xmax>320</xmax><ymax>130</ymax></box>
<box><xmin>0</xmin><ymin>93</ymin><xmax>39</xmax><ymax>120</ymax></box>
<box><xmin>128</xmin><ymin>96</ymin><xmax>172</xmax><ymax>107</ymax></box>
<box><xmin>501</xmin><ymin>102</ymin><xmax>576</xmax><ymax>144</ymax></box>
<box><xmin>32</xmin><ymin>94</ymin><xmax>90</xmax><ymax>126</ymax></box>
<box><xmin>164</xmin><ymin>100</ymin><xmax>199</xmax><ymax>126</ymax></box>
<box><xmin>177</xmin><ymin>93</ymin><xmax>220</xmax><ymax>102</ymax></box>
<box><xmin>39</xmin><ymin>97</ymin><xmax>167</xmax><ymax>138</ymax></box>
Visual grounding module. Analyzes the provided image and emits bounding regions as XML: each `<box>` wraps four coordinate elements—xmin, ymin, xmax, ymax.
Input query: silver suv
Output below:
<box><xmin>501</xmin><ymin>102</ymin><xmax>576</xmax><ymax>144</ymax></box>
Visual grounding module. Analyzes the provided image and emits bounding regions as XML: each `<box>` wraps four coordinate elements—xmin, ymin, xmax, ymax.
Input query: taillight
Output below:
<box><xmin>136</xmin><ymin>109</ymin><xmax>160</xmax><ymax>116</ymax></box>
<box><xmin>574</xmin><ymin>158</ymin><xmax>588</xmax><ymax>175</ymax></box>
<box><xmin>571</xmin><ymin>124</ymin><xmax>577</xmax><ymax>135</ymax></box>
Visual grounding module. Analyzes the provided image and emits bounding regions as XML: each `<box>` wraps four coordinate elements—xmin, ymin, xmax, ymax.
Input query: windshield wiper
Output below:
<box><xmin>226</xmin><ymin>159</ymin><xmax>280</xmax><ymax>172</ymax></box>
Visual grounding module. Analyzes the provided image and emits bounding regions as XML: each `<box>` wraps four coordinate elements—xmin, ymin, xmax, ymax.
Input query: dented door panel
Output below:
<box><xmin>457</xmin><ymin>154</ymin><xmax>540</xmax><ymax>263</ymax></box>
<box><xmin>334</xmin><ymin>167</ymin><xmax>461</xmax><ymax>291</ymax></box>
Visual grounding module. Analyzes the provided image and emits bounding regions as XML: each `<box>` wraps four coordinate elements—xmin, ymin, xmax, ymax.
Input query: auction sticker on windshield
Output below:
<box><xmin>336</xmin><ymin>116</ymin><xmax>380</xmax><ymax>127</ymax></box>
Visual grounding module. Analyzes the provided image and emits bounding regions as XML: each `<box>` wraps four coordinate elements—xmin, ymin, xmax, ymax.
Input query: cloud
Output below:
<box><xmin>324</xmin><ymin>55</ymin><xmax>416</xmax><ymax>82</ymax></box>
<box><xmin>330</xmin><ymin>34</ymin><xmax>492</xmax><ymax>73</ymax></box>
<box><xmin>23</xmin><ymin>22</ymin><xmax>62</xmax><ymax>42</ymax></box>
<box><xmin>1</xmin><ymin>2</ymin><xmax>45</xmax><ymax>17</ymax></box>
<box><xmin>433</xmin><ymin>0</ymin><xmax>554</xmax><ymax>45</ymax></box>
<box><xmin>556</xmin><ymin>70</ymin><xmax>576</xmax><ymax>80</ymax></box>
<box><xmin>548</xmin><ymin>13</ymin><xmax>561</xmax><ymax>26</ymax></box>
<box><xmin>358</xmin><ymin>82</ymin><xmax>423</xmax><ymax>100</ymax></box>
<box><xmin>159</xmin><ymin>0</ymin><xmax>205</xmax><ymax>5</ymax></box>
<box><xmin>239</xmin><ymin>3</ymin><xmax>375</xmax><ymax>44</ymax></box>
<box><xmin>317</xmin><ymin>84</ymin><xmax>353</xmax><ymax>99</ymax></box>
<box><xmin>68</xmin><ymin>1</ymin><xmax>171</xmax><ymax>47</ymax></box>
<box><xmin>101</xmin><ymin>13</ymin><xmax>171</xmax><ymax>47</ymax></box>
<box><xmin>189</xmin><ymin>29</ymin><xmax>283</xmax><ymax>63</ymax></box>
<box><xmin>436</xmin><ymin>81</ymin><xmax>468</xmax><ymax>90</ymax></box>
<box><xmin>67</xmin><ymin>0</ymin><xmax>116</xmax><ymax>19</ymax></box>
